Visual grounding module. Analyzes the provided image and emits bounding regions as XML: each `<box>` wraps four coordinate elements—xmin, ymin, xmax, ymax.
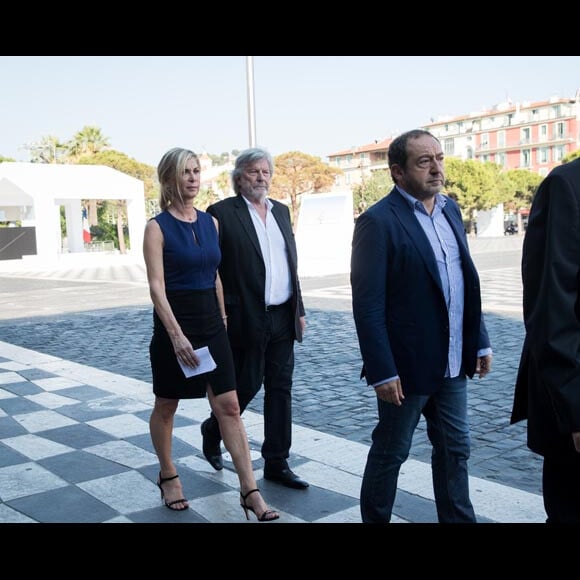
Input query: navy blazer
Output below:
<box><xmin>207</xmin><ymin>195</ymin><xmax>305</xmax><ymax>349</ymax></box>
<box><xmin>350</xmin><ymin>187</ymin><xmax>490</xmax><ymax>395</ymax></box>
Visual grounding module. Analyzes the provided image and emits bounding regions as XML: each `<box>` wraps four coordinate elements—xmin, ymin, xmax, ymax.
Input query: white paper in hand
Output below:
<box><xmin>178</xmin><ymin>346</ymin><xmax>217</xmax><ymax>378</ymax></box>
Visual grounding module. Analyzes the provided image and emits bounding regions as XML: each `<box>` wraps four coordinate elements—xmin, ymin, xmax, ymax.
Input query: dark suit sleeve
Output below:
<box><xmin>275</xmin><ymin>202</ymin><xmax>306</xmax><ymax>334</ymax></box>
<box><xmin>524</xmin><ymin>170</ymin><xmax>580</xmax><ymax>433</ymax></box>
<box><xmin>351</xmin><ymin>209</ymin><xmax>397</xmax><ymax>385</ymax></box>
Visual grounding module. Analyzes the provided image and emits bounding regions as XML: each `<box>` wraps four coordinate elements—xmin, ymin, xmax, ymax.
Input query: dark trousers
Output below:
<box><xmin>360</xmin><ymin>374</ymin><xmax>475</xmax><ymax>523</ymax></box>
<box><xmin>205</xmin><ymin>305</ymin><xmax>295</xmax><ymax>465</ymax></box>
<box><xmin>542</xmin><ymin>451</ymin><xmax>580</xmax><ymax>523</ymax></box>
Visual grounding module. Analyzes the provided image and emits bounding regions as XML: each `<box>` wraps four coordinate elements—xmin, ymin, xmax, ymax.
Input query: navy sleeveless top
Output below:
<box><xmin>153</xmin><ymin>209</ymin><xmax>221</xmax><ymax>291</ymax></box>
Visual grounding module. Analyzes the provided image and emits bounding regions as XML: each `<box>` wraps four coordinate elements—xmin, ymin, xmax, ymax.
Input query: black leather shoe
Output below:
<box><xmin>264</xmin><ymin>467</ymin><xmax>309</xmax><ymax>489</ymax></box>
<box><xmin>200</xmin><ymin>419</ymin><xmax>223</xmax><ymax>471</ymax></box>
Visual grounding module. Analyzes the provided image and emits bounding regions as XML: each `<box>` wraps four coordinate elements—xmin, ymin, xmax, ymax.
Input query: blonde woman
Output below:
<box><xmin>143</xmin><ymin>147</ymin><xmax>278</xmax><ymax>521</ymax></box>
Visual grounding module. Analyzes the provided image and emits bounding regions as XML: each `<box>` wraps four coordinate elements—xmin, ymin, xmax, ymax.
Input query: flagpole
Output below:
<box><xmin>246</xmin><ymin>56</ymin><xmax>257</xmax><ymax>147</ymax></box>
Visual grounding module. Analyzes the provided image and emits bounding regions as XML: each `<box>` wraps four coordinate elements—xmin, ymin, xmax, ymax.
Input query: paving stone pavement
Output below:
<box><xmin>0</xmin><ymin>235</ymin><xmax>549</xmax><ymax>525</ymax></box>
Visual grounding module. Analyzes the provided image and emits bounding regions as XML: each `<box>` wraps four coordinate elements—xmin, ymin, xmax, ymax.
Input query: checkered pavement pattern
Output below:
<box><xmin>0</xmin><ymin>343</ymin><xmax>363</xmax><ymax>524</ymax></box>
<box><xmin>0</xmin><ymin>340</ymin><xmax>545</xmax><ymax>524</ymax></box>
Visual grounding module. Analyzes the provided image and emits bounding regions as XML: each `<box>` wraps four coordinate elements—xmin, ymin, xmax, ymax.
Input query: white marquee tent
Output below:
<box><xmin>0</xmin><ymin>162</ymin><xmax>146</xmax><ymax>262</ymax></box>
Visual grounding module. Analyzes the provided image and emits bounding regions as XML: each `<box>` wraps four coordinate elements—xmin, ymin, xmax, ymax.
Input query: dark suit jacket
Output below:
<box><xmin>350</xmin><ymin>188</ymin><xmax>490</xmax><ymax>396</ymax></box>
<box><xmin>511</xmin><ymin>158</ymin><xmax>580</xmax><ymax>458</ymax></box>
<box><xmin>207</xmin><ymin>195</ymin><xmax>305</xmax><ymax>349</ymax></box>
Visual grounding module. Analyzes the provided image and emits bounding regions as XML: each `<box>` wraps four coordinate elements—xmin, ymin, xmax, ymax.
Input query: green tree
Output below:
<box><xmin>90</xmin><ymin>203</ymin><xmax>124</xmax><ymax>252</ymax></box>
<box><xmin>216</xmin><ymin>170</ymin><xmax>232</xmax><ymax>199</ymax></box>
<box><xmin>209</xmin><ymin>150</ymin><xmax>238</xmax><ymax>165</ymax></box>
<box><xmin>503</xmin><ymin>169</ymin><xmax>542</xmax><ymax>212</ymax></box>
<box><xmin>353</xmin><ymin>170</ymin><xmax>392</xmax><ymax>217</ymax></box>
<box><xmin>444</xmin><ymin>158</ymin><xmax>511</xmax><ymax>234</ymax></box>
<box><xmin>67</xmin><ymin>125</ymin><xmax>111</xmax><ymax>160</ymax></box>
<box><xmin>562</xmin><ymin>149</ymin><xmax>580</xmax><ymax>163</ymax></box>
<box><xmin>271</xmin><ymin>152</ymin><xmax>342</xmax><ymax>226</ymax></box>
<box><xmin>502</xmin><ymin>169</ymin><xmax>542</xmax><ymax>233</ymax></box>
<box><xmin>194</xmin><ymin>185</ymin><xmax>221</xmax><ymax>211</ymax></box>
<box><xmin>24</xmin><ymin>135</ymin><xmax>68</xmax><ymax>164</ymax></box>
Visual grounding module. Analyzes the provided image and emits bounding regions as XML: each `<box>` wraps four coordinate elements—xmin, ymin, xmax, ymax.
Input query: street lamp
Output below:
<box><xmin>246</xmin><ymin>56</ymin><xmax>257</xmax><ymax>147</ymax></box>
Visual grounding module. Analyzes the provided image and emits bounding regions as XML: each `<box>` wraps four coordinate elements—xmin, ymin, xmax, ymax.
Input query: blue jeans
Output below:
<box><xmin>360</xmin><ymin>374</ymin><xmax>476</xmax><ymax>523</ymax></box>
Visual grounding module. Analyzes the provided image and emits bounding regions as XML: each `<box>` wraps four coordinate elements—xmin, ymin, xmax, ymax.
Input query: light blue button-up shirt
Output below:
<box><xmin>401</xmin><ymin>189</ymin><xmax>463</xmax><ymax>378</ymax></box>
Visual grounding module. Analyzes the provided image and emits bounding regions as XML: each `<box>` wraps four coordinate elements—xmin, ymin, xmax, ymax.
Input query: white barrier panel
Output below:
<box><xmin>295</xmin><ymin>191</ymin><xmax>354</xmax><ymax>277</ymax></box>
<box><xmin>477</xmin><ymin>203</ymin><xmax>505</xmax><ymax>237</ymax></box>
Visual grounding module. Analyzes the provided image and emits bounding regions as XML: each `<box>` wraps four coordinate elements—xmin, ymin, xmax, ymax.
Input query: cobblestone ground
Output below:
<box><xmin>0</xmin><ymin>236</ymin><xmax>542</xmax><ymax>496</ymax></box>
<box><xmin>0</xmin><ymin>295</ymin><xmax>542</xmax><ymax>496</ymax></box>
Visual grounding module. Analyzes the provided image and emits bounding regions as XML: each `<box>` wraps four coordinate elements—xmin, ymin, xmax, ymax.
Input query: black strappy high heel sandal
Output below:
<box><xmin>157</xmin><ymin>472</ymin><xmax>189</xmax><ymax>511</ymax></box>
<box><xmin>240</xmin><ymin>488</ymin><xmax>280</xmax><ymax>522</ymax></box>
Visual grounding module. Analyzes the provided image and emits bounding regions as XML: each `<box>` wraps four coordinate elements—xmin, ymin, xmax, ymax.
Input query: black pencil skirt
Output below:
<box><xmin>149</xmin><ymin>288</ymin><xmax>236</xmax><ymax>400</ymax></box>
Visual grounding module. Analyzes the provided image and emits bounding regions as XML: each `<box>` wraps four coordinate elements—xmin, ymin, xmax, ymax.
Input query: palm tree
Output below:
<box><xmin>67</xmin><ymin>125</ymin><xmax>111</xmax><ymax>159</ymax></box>
<box><xmin>24</xmin><ymin>135</ymin><xmax>68</xmax><ymax>164</ymax></box>
<box><xmin>67</xmin><ymin>126</ymin><xmax>111</xmax><ymax>225</ymax></box>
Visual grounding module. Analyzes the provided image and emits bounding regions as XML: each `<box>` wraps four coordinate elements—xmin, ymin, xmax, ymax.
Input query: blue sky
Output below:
<box><xmin>1</xmin><ymin>56</ymin><xmax>578</xmax><ymax>167</ymax></box>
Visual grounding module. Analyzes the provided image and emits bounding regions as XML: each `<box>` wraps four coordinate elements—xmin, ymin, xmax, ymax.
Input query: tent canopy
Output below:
<box><xmin>0</xmin><ymin>162</ymin><xmax>144</xmax><ymax>202</ymax></box>
<box><xmin>0</xmin><ymin>162</ymin><xmax>146</xmax><ymax>261</ymax></box>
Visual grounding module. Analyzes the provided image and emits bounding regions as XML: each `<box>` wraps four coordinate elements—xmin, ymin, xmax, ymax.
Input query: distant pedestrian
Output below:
<box><xmin>351</xmin><ymin>129</ymin><xmax>493</xmax><ymax>523</ymax></box>
<box><xmin>511</xmin><ymin>157</ymin><xmax>580</xmax><ymax>523</ymax></box>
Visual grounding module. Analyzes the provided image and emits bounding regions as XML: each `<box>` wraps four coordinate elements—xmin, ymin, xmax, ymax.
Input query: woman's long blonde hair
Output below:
<box><xmin>157</xmin><ymin>147</ymin><xmax>200</xmax><ymax>210</ymax></box>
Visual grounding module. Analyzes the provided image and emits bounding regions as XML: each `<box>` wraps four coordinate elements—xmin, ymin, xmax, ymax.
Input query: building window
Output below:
<box><xmin>553</xmin><ymin>122</ymin><xmax>565</xmax><ymax>139</ymax></box>
<box><xmin>553</xmin><ymin>145</ymin><xmax>565</xmax><ymax>161</ymax></box>
<box><xmin>538</xmin><ymin>147</ymin><xmax>549</xmax><ymax>164</ymax></box>
<box><xmin>521</xmin><ymin>149</ymin><xmax>531</xmax><ymax>168</ymax></box>
<box><xmin>521</xmin><ymin>127</ymin><xmax>531</xmax><ymax>145</ymax></box>
<box><xmin>497</xmin><ymin>131</ymin><xmax>506</xmax><ymax>148</ymax></box>
<box><xmin>539</xmin><ymin>124</ymin><xmax>548</xmax><ymax>142</ymax></box>
<box><xmin>480</xmin><ymin>133</ymin><xmax>489</xmax><ymax>150</ymax></box>
<box><xmin>444</xmin><ymin>138</ymin><xmax>454</xmax><ymax>155</ymax></box>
